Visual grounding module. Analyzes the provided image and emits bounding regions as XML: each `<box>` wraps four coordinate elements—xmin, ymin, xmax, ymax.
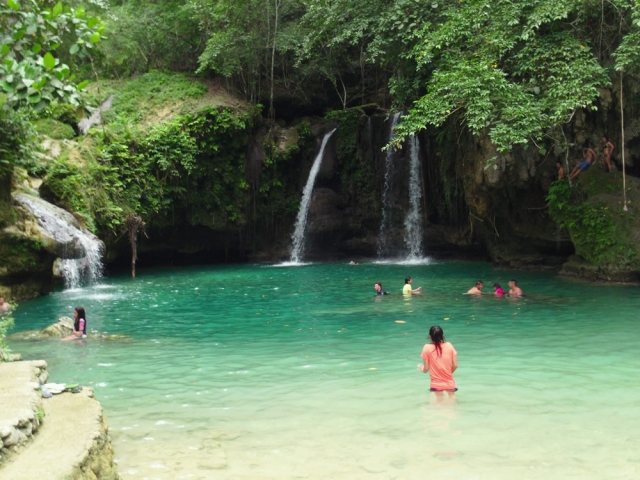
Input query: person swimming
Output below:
<box><xmin>466</xmin><ymin>281</ymin><xmax>484</xmax><ymax>295</ymax></box>
<box><xmin>493</xmin><ymin>283</ymin><xmax>505</xmax><ymax>296</ymax></box>
<box><xmin>374</xmin><ymin>282</ymin><xmax>388</xmax><ymax>296</ymax></box>
<box><xmin>403</xmin><ymin>277</ymin><xmax>422</xmax><ymax>295</ymax></box>
<box><xmin>507</xmin><ymin>279</ymin><xmax>523</xmax><ymax>297</ymax></box>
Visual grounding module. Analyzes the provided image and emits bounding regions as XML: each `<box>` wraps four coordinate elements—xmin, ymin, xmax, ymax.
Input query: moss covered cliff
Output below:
<box><xmin>4</xmin><ymin>71</ymin><xmax>640</xmax><ymax>301</ymax></box>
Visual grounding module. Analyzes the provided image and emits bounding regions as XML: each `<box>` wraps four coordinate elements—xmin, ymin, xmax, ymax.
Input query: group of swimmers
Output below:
<box><xmin>466</xmin><ymin>279</ymin><xmax>523</xmax><ymax>297</ymax></box>
<box><xmin>373</xmin><ymin>277</ymin><xmax>524</xmax><ymax>297</ymax></box>
<box><xmin>371</xmin><ymin>277</ymin><xmax>524</xmax><ymax>400</ymax></box>
<box><xmin>373</xmin><ymin>277</ymin><xmax>423</xmax><ymax>296</ymax></box>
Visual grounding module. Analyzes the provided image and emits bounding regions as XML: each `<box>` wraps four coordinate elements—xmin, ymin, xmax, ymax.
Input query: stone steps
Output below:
<box><xmin>0</xmin><ymin>361</ymin><xmax>120</xmax><ymax>479</ymax></box>
<box><xmin>0</xmin><ymin>360</ymin><xmax>48</xmax><ymax>462</ymax></box>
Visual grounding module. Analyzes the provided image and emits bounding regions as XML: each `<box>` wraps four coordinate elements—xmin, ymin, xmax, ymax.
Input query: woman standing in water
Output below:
<box><xmin>417</xmin><ymin>326</ymin><xmax>458</xmax><ymax>401</ymax></box>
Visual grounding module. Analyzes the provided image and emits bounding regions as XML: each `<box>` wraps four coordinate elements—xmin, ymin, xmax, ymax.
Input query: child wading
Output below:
<box><xmin>418</xmin><ymin>326</ymin><xmax>458</xmax><ymax>402</ymax></box>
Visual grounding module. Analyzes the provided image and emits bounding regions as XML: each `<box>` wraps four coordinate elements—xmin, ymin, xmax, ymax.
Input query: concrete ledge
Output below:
<box><xmin>0</xmin><ymin>360</ymin><xmax>48</xmax><ymax>462</ymax></box>
<box><xmin>0</xmin><ymin>387</ymin><xmax>120</xmax><ymax>479</ymax></box>
<box><xmin>0</xmin><ymin>361</ymin><xmax>120</xmax><ymax>479</ymax></box>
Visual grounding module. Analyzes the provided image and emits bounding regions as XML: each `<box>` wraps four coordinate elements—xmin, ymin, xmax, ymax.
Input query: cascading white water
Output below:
<box><xmin>377</xmin><ymin>112</ymin><xmax>402</xmax><ymax>258</ymax></box>
<box><xmin>14</xmin><ymin>193</ymin><xmax>104</xmax><ymax>288</ymax></box>
<box><xmin>403</xmin><ymin>135</ymin><xmax>424</xmax><ymax>260</ymax></box>
<box><xmin>60</xmin><ymin>234</ymin><xmax>104</xmax><ymax>288</ymax></box>
<box><xmin>289</xmin><ymin>128</ymin><xmax>337</xmax><ymax>263</ymax></box>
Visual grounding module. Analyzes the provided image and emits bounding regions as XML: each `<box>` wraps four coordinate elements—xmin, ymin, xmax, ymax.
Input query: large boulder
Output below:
<box><xmin>41</xmin><ymin>316</ymin><xmax>74</xmax><ymax>337</ymax></box>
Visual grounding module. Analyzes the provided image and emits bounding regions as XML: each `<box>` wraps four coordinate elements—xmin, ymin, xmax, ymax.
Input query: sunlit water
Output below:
<box><xmin>8</xmin><ymin>261</ymin><xmax>640</xmax><ymax>479</ymax></box>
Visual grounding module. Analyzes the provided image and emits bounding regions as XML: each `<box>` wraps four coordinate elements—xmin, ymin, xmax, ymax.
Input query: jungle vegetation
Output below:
<box><xmin>2</xmin><ymin>0</ymin><xmax>640</xmax><ymax>264</ymax></box>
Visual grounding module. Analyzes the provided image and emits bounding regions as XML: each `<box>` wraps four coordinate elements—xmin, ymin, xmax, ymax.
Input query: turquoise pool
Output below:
<box><xmin>9</xmin><ymin>261</ymin><xmax>640</xmax><ymax>479</ymax></box>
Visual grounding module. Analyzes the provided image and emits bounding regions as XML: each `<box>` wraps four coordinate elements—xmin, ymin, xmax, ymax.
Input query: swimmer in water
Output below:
<box><xmin>466</xmin><ymin>280</ymin><xmax>484</xmax><ymax>295</ymax></box>
<box><xmin>0</xmin><ymin>296</ymin><xmax>10</xmax><ymax>313</ymax></box>
<box><xmin>403</xmin><ymin>277</ymin><xmax>422</xmax><ymax>295</ymax></box>
<box><xmin>493</xmin><ymin>283</ymin><xmax>505</xmax><ymax>296</ymax></box>
<box><xmin>507</xmin><ymin>279</ymin><xmax>523</xmax><ymax>297</ymax></box>
<box><xmin>374</xmin><ymin>282</ymin><xmax>388</xmax><ymax>296</ymax></box>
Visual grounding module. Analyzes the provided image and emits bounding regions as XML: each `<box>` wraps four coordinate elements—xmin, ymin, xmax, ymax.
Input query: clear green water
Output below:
<box><xmin>8</xmin><ymin>261</ymin><xmax>640</xmax><ymax>479</ymax></box>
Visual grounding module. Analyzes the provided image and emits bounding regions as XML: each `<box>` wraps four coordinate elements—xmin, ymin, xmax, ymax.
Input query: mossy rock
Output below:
<box><xmin>34</xmin><ymin>119</ymin><xmax>75</xmax><ymax>140</ymax></box>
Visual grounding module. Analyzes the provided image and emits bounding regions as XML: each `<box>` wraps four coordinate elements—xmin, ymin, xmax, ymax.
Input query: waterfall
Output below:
<box><xmin>403</xmin><ymin>135</ymin><xmax>425</xmax><ymax>260</ymax></box>
<box><xmin>289</xmin><ymin>128</ymin><xmax>337</xmax><ymax>263</ymax></box>
<box><xmin>14</xmin><ymin>193</ymin><xmax>104</xmax><ymax>288</ymax></box>
<box><xmin>60</xmin><ymin>235</ymin><xmax>104</xmax><ymax>289</ymax></box>
<box><xmin>377</xmin><ymin>112</ymin><xmax>402</xmax><ymax>258</ymax></box>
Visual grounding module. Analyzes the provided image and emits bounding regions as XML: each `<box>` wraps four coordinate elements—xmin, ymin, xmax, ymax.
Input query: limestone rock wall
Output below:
<box><xmin>0</xmin><ymin>360</ymin><xmax>47</xmax><ymax>462</ymax></box>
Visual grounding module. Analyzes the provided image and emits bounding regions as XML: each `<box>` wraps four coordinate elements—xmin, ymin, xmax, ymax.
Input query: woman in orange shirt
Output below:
<box><xmin>418</xmin><ymin>326</ymin><xmax>458</xmax><ymax>400</ymax></box>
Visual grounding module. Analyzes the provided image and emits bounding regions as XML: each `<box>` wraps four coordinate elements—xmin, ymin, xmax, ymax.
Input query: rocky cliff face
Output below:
<box><xmin>3</xmin><ymin>85</ymin><xmax>640</xmax><ymax>298</ymax></box>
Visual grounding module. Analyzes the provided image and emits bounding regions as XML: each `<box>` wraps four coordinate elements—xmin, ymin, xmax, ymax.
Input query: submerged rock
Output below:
<box><xmin>8</xmin><ymin>316</ymin><xmax>131</xmax><ymax>341</ymax></box>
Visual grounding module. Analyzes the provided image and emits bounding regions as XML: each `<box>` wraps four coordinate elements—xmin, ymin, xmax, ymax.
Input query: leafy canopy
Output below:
<box><xmin>393</xmin><ymin>0</ymin><xmax>612</xmax><ymax>152</ymax></box>
<box><xmin>0</xmin><ymin>0</ymin><xmax>103</xmax><ymax>109</ymax></box>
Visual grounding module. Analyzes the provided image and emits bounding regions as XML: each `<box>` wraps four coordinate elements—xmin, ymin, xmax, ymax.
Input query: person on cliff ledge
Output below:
<box><xmin>569</xmin><ymin>146</ymin><xmax>596</xmax><ymax>180</ymax></box>
<box><xmin>466</xmin><ymin>281</ymin><xmax>484</xmax><ymax>295</ymax></box>
<box><xmin>557</xmin><ymin>162</ymin><xmax>566</xmax><ymax>180</ymax></box>
<box><xmin>62</xmin><ymin>306</ymin><xmax>87</xmax><ymax>341</ymax></box>
<box><xmin>403</xmin><ymin>277</ymin><xmax>422</xmax><ymax>295</ymax></box>
<box><xmin>602</xmin><ymin>136</ymin><xmax>615</xmax><ymax>173</ymax></box>
<box><xmin>0</xmin><ymin>297</ymin><xmax>10</xmax><ymax>313</ymax></box>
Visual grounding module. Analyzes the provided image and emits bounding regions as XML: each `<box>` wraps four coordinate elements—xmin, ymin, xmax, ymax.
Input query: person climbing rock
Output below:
<box><xmin>602</xmin><ymin>136</ymin><xmax>615</xmax><ymax>172</ymax></box>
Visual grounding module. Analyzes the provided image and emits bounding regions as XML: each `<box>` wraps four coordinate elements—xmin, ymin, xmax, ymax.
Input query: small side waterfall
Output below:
<box><xmin>60</xmin><ymin>235</ymin><xmax>104</xmax><ymax>289</ymax></box>
<box><xmin>289</xmin><ymin>128</ymin><xmax>337</xmax><ymax>263</ymax></box>
<box><xmin>403</xmin><ymin>136</ymin><xmax>425</xmax><ymax>260</ymax></box>
<box><xmin>377</xmin><ymin>112</ymin><xmax>402</xmax><ymax>258</ymax></box>
<box><xmin>14</xmin><ymin>193</ymin><xmax>104</xmax><ymax>288</ymax></box>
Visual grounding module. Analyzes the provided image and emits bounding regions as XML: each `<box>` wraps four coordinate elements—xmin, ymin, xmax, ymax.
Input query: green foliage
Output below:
<box><xmin>614</xmin><ymin>1</ymin><xmax>640</xmax><ymax>72</ymax></box>
<box><xmin>99</xmin><ymin>0</ymin><xmax>205</xmax><ymax>77</ymax></box>
<box><xmin>297</xmin><ymin>121</ymin><xmax>312</xmax><ymax>142</ymax></box>
<box><xmin>34</xmin><ymin>118</ymin><xmax>75</xmax><ymax>140</ymax></box>
<box><xmin>0</xmin><ymin>108</ymin><xmax>37</xmax><ymax>176</ymax></box>
<box><xmin>0</xmin><ymin>0</ymin><xmax>102</xmax><ymax>110</ymax></box>
<box><xmin>47</xmin><ymin>100</ymin><xmax>79</xmax><ymax>126</ymax></box>
<box><xmin>86</xmin><ymin>71</ymin><xmax>207</xmax><ymax>124</ymax></box>
<box><xmin>546</xmin><ymin>179</ymin><xmax>634</xmax><ymax>265</ymax></box>
<box><xmin>259</xmin><ymin>141</ymin><xmax>307</xmax><ymax>222</ymax></box>
<box><xmin>44</xmin><ymin>104</ymin><xmax>252</xmax><ymax>235</ymax></box>
<box><xmin>392</xmin><ymin>0</ymin><xmax>613</xmax><ymax>152</ymax></box>
<box><xmin>0</xmin><ymin>311</ymin><xmax>15</xmax><ymax>357</ymax></box>
<box><xmin>326</xmin><ymin>108</ymin><xmax>377</xmax><ymax>203</ymax></box>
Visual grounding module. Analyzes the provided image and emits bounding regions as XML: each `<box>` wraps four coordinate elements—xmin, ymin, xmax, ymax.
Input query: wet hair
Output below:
<box><xmin>375</xmin><ymin>282</ymin><xmax>382</xmax><ymax>288</ymax></box>
<box><xmin>510</xmin><ymin>279</ymin><xmax>517</xmax><ymax>285</ymax></box>
<box><xmin>493</xmin><ymin>283</ymin><xmax>501</xmax><ymax>289</ymax></box>
<box><xmin>429</xmin><ymin>326</ymin><xmax>445</xmax><ymax>357</ymax></box>
<box><xmin>74</xmin><ymin>306</ymin><xmax>86</xmax><ymax>320</ymax></box>
<box><xmin>476</xmin><ymin>280</ymin><xmax>483</xmax><ymax>287</ymax></box>
<box><xmin>405</xmin><ymin>277</ymin><xmax>412</xmax><ymax>284</ymax></box>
